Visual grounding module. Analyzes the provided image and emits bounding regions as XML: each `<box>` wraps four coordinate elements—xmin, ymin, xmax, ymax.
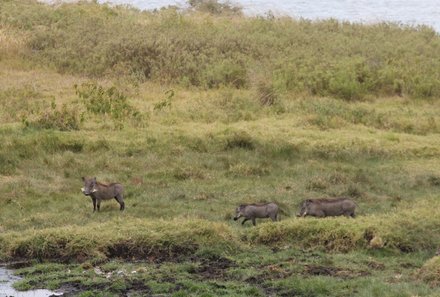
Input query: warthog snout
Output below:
<box><xmin>81</xmin><ymin>187</ymin><xmax>97</xmax><ymax>196</ymax></box>
<box><xmin>233</xmin><ymin>207</ymin><xmax>242</xmax><ymax>221</ymax></box>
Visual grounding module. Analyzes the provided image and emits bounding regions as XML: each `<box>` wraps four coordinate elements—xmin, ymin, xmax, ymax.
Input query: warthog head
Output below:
<box><xmin>81</xmin><ymin>177</ymin><xmax>98</xmax><ymax>196</ymax></box>
<box><xmin>298</xmin><ymin>199</ymin><xmax>312</xmax><ymax>217</ymax></box>
<box><xmin>233</xmin><ymin>205</ymin><xmax>246</xmax><ymax>221</ymax></box>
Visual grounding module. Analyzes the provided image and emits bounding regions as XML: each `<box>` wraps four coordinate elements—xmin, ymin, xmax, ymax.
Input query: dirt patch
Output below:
<box><xmin>56</xmin><ymin>284</ymin><xmax>82</xmax><ymax>297</ymax></box>
<box><xmin>303</xmin><ymin>264</ymin><xmax>370</xmax><ymax>279</ymax></box>
<box><xmin>193</xmin><ymin>255</ymin><xmax>236</xmax><ymax>279</ymax></box>
<box><xmin>368</xmin><ymin>260</ymin><xmax>386</xmax><ymax>270</ymax></box>
<box><xmin>3</xmin><ymin>261</ymin><xmax>32</xmax><ymax>269</ymax></box>
<box><xmin>60</xmin><ymin>277</ymin><xmax>152</xmax><ymax>296</ymax></box>
<box><xmin>245</xmin><ymin>275</ymin><xmax>280</xmax><ymax>296</ymax></box>
<box><xmin>400</xmin><ymin>262</ymin><xmax>418</xmax><ymax>269</ymax></box>
<box><xmin>125</xmin><ymin>279</ymin><xmax>152</xmax><ymax>296</ymax></box>
<box><xmin>259</xmin><ymin>264</ymin><xmax>293</xmax><ymax>280</ymax></box>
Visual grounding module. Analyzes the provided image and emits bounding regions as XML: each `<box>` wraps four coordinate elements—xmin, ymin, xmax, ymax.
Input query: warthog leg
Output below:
<box><xmin>114</xmin><ymin>196</ymin><xmax>125</xmax><ymax>211</ymax></box>
<box><xmin>115</xmin><ymin>194</ymin><xmax>125</xmax><ymax>211</ymax></box>
<box><xmin>92</xmin><ymin>197</ymin><xmax>97</xmax><ymax>212</ymax></box>
<box><xmin>241</xmin><ymin>218</ymin><xmax>249</xmax><ymax>225</ymax></box>
<box><xmin>252</xmin><ymin>218</ymin><xmax>256</xmax><ymax>226</ymax></box>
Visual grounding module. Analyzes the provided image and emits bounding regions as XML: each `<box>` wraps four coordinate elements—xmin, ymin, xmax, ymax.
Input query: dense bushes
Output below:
<box><xmin>1</xmin><ymin>1</ymin><xmax>440</xmax><ymax>99</ymax></box>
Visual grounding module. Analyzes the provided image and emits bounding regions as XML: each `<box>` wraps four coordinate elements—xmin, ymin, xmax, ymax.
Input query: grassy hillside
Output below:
<box><xmin>1</xmin><ymin>1</ymin><xmax>440</xmax><ymax>296</ymax></box>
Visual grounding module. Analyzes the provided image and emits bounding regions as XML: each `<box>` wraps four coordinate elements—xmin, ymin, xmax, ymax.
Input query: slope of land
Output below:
<box><xmin>1</xmin><ymin>1</ymin><xmax>440</xmax><ymax>296</ymax></box>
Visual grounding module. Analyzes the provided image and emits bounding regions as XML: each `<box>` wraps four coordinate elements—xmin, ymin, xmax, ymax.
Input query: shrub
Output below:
<box><xmin>255</xmin><ymin>80</ymin><xmax>278</xmax><ymax>106</ymax></box>
<box><xmin>3</xmin><ymin>1</ymin><xmax>440</xmax><ymax>99</ymax></box>
<box><xmin>154</xmin><ymin>89</ymin><xmax>174</xmax><ymax>111</ymax></box>
<box><xmin>23</xmin><ymin>101</ymin><xmax>81</xmax><ymax>131</ymax></box>
<box><xmin>188</xmin><ymin>0</ymin><xmax>242</xmax><ymax>15</ymax></box>
<box><xmin>75</xmin><ymin>82</ymin><xmax>144</xmax><ymax>129</ymax></box>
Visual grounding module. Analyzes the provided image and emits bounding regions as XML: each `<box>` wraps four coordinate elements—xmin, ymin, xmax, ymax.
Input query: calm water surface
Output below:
<box><xmin>99</xmin><ymin>0</ymin><xmax>440</xmax><ymax>31</ymax></box>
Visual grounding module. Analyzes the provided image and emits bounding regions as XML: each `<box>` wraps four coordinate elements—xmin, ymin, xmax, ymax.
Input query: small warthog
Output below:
<box><xmin>233</xmin><ymin>202</ymin><xmax>279</xmax><ymax>226</ymax></box>
<box><xmin>298</xmin><ymin>198</ymin><xmax>356</xmax><ymax>218</ymax></box>
<box><xmin>81</xmin><ymin>177</ymin><xmax>125</xmax><ymax>212</ymax></box>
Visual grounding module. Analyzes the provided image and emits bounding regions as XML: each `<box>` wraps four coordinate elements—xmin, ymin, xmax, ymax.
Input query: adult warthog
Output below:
<box><xmin>298</xmin><ymin>198</ymin><xmax>356</xmax><ymax>218</ymax></box>
<box><xmin>81</xmin><ymin>177</ymin><xmax>125</xmax><ymax>212</ymax></box>
<box><xmin>233</xmin><ymin>202</ymin><xmax>279</xmax><ymax>226</ymax></box>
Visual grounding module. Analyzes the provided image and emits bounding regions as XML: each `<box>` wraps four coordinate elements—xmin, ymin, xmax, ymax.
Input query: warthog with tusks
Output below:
<box><xmin>298</xmin><ymin>198</ymin><xmax>356</xmax><ymax>218</ymax></box>
<box><xmin>233</xmin><ymin>202</ymin><xmax>279</xmax><ymax>226</ymax></box>
<box><xmin>81</xmin><ymin>177</ymin><xmax>125</xmax><ymax>212</ymax></box>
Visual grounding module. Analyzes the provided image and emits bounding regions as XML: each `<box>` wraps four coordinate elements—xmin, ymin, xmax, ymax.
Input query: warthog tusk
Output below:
<box><xmin>81</xmin><ymin>187</ymin><xmax>97</xmax><ymax>194</ymax></box>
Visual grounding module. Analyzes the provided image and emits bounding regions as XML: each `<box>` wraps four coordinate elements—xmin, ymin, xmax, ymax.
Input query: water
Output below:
<box><xmin>95</xmin><ymin>0</ymin><xmax>440</xmax><ymax>32</ymax></box>
<box><xmin>0</xmin><ymin>267</ymin><xmax>63</xmax><ymax>297</ymax></box>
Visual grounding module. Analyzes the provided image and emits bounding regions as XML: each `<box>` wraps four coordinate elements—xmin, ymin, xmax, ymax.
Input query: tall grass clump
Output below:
<box><xmin>0</xmin><ymin>26</ymin><xmax>27</xmax><ymax>59</ymax></box>
<box><xmin>0</xmin><ymin>85</ymin><xmax>46</xmax><ymax>123</ymax></box>
<box><xmin>418</xmin><ymin>256</ymin><xmax>440</xmax><ymax>286</ymax></box>
<box><xmin>1</xmin><ymin>1</ymin><xmax>440</xmax><ymax>99</ymax></box>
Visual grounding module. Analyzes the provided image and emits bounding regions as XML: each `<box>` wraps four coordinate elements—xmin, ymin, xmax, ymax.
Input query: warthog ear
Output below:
<box><xmin>81</xmin><ymin>177</ymin><xmax>85</xmax><ymax>181</ymax></box>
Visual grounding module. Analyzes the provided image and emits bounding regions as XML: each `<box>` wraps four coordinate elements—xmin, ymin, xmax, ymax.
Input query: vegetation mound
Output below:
<box><xmin>0</xmin><ymin>219</ymin><xmax>238</xmax><ymax>262</ymax></box>
<box><xmin>418</xmin><ymin>256</ymin><xmax>440</xmax><ymax>286</ymax></box>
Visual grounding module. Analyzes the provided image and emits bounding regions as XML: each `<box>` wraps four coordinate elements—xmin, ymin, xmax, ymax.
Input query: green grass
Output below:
<box><xmin>1</xmin><ymin>0</ymin><xmax>440</xmax><ymax>296</ymax></box>
<box><xmin>1</xmin><ymin>0</ymin><xmax>440</xmax><ymax>99</ymax></box>
<box><xmin>9</xmin><ymin>249</ymin><xmax>440</xmax><ymax>297</ymax></box>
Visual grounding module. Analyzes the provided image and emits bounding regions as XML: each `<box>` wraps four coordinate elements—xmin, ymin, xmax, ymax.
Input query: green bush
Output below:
<box><xmin>75</xmin><ymin>82</ymin><xmax>144</xmax><ymax>129</ymax></box>
<box><xmin>24</xmin><ymin>102</ymin><xmax>81</xmax><ymax>131</ymax></box>
<box><xmin>2</xmin><ymin>1</ymin><xmax>440</xmax><ymax>99</ymax></box>
<box><xmin>188</xmin><ymin>0</ymin><xmax>242</xmax><ymax>15</ymax></box>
